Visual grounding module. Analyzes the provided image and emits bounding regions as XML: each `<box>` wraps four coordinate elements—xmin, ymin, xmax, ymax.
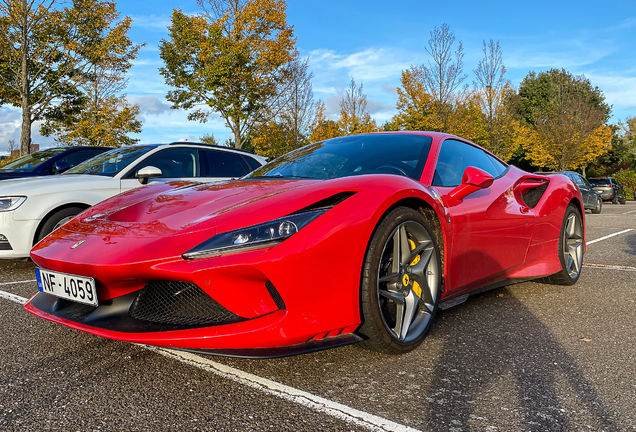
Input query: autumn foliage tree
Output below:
<box><xmin>40</xmin><ymin>1</ymin><xmax>143</xmax><ymax>147</ymax></box>
<box><xmin>252</xmin><ymin>57</ymin><xmax>316</xmax><ymax>157</ymax></box>
<box><xmin>159</xmin><ymin>0</ymin><xmax>297</xmax><ymax>150</ymax></box>
<box><xmin>337</xmin><ymin>77</ymin><xmax>377</xmax><ymax>135</ymax></box>
<box><xmin>473</xmin><ymin>40</ymin><xmax>518</xmax><ymax>160</ymax></box>
<box><xmin>515</xmin><ymin>69</ymin><xmax>612</xmax><ymax>172</ymax></box>
<box><xmin>0</xmin><ymin>0</ymin><xmax>139</xmax><ymax>154</ymax></box>
<box><xmin>308</xmin><ymin>100</ymin><xmax>341</xmax><ymax>142</ymax></box>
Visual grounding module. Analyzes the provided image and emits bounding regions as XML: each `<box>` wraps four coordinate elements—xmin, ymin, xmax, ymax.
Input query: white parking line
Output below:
<box><xmin>583</xmin><ymin>264</ymin><xmax>636</xmax><ymax>272</ymax></box>
<box><xmin>151</xmin><ymin>347</ymin><xmax>421</xmax><ymax>432</ymax></box>
<box><xmin>0</xmin><ymin>289</ymin><xmax>420</xmax><ymax>432</ymax></box>
<box><xmin>0</xmin><ymin>279</ymin><xmax>36</xmax><ymax>286</ymax></box>
<box><xmin>0</xmin><ymin>290</ymin><xmax>28</xmax><ymax>304</ymax></box>
<box><xmin>623</xmin><ymin>209</ymin><xmax>636</xmax><ymax>214</ymax></box>
<box><xmin>586</xmin><ymin>229</ymin><xmax>634</xmax><ymax>245</ymax></box>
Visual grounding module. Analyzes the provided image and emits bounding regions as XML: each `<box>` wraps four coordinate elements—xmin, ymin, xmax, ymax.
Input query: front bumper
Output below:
<box><xmin>0</xmin><ymin>212</ymin><xmax>38</xmax><ymax>258</ymax></box>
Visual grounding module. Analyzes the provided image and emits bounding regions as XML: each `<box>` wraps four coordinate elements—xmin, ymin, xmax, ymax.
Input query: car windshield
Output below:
<box><xmin>0</xmin><ymin>148</ymin><xmax>66</xmax><ymax>172</ymax></box>
<box><xmin>589</xmin><ymin>178</ymin><xmax>611</xmax><ymax>187</ymax></box>
<box><xmin>65</xmin><ymin>146</ymin><xmax>155</xmax><ymax>177</ymax></box>
<box><xmin>246</xmin><ymin>134</ymin><xmax>432</xmax><ymax>181</ymax></box>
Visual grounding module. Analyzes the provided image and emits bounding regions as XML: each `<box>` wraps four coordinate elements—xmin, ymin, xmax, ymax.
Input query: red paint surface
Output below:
<box><xmin>27</xmin><ymin>132</ymin><xmax>585</xmax><ymax>350</ymax></box>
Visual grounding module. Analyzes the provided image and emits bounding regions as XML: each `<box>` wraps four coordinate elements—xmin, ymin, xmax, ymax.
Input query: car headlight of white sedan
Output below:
<box><xmin>0</xmin><ymin>196</ymin><xmax>27</xmax><ymax>212</ymax></box>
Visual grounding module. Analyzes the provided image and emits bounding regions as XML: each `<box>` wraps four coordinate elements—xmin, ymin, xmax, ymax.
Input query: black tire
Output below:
<box><xmin>591</xmin><ymin>196</ymin><xmax>602</xmax><ymax>214</ymax></box>
<box><xmin>36</xmin><ymin>207</ymin><xmax>84</xmax><ymax>243</ymax></box>
<box><xmin>612</xmin><ymin>195</ymin><xmax>618</xmax><ymax>204</ymax></box>
<box><xmin>541</xmin><ymin>204</ymin><xmax>584</xmax><ymax>286</ymax></box>
<box><xmin>358</xmin><ymin>207</ymin><xmax>442</xmax><ymax>354</ymax></box>
<box><xmin>620</xmin><ymin>196</ymin><xmax>627</xmax><ymax>205</ymax></box>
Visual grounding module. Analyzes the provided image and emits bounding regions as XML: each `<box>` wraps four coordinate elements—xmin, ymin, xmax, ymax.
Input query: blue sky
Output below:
<box><xmin>1</xmin><ymin>0</ymin><xmax>635</xmax><ymax>152</ymax></box>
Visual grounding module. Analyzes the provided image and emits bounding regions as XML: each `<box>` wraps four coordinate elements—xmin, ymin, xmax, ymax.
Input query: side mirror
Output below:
<box><xmin>136</xmin><ymin>166</ymin><xmax>162</xmax><ymax>185</ymax></box>
<box><xmin>448</xmin><ymin>166</ymin><xmax>494</xmax><ymax>201</ymax></box>
<box><xmin>53</xmin><ymin>161</ymin><xmax>70</xmax><ymax>174</ymax></box>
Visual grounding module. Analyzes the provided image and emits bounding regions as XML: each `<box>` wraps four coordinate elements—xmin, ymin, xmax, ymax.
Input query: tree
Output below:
<box><xmin>40</xmin><ymin>2</ymin><xmax>143</xmax><ymax>147</ymax></box>
<box><xmin>252</xmin><ymin>57</ymin><xmax>316</xmax><ymax>157</ymax></box>
<box><xmin>159</xmin><ymin>0</ymin><xmax>297</xmax><ymax>149</ymax></box>
<box><xmin>337</xmin><ymin>77</ymin><xmax>377</xmax><ymax>135</ymax></box>
<box><xmin>0</xmin><ymin>0</ymin><xmax>138</xmax><ymax>154</ymax></box>
<box><xmin>388</xmin><ymin>65</ymin><xmax>485</xmax><ymax>144</ymax></box>
<box><xmin>200</xmin><ymin>133</ymin><xmax>220</xmax><ymax>145</ymax></box>
<box><xmin>516</xmin><ymin>69</ymin><xmax>612</xmax><ymax>172</ymax></box>
<box><xmin>473</xmin><ymin>40</ymin><xmax>517</xmax><ymax>160</ymax></box>
<box><xmin>309</xmin><ymin>100</ymin><xmax>341</xmax><ymax>142</ymax></box>
<box><xmin>419</xmin><ymin>23</ymin><xmax>467</xmax><ymax>129</ymax></box>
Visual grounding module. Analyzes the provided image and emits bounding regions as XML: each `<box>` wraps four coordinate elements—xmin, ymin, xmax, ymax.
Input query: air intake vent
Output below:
<box><xmin>265</xmin><ymin>281</ymin><xmax>286</xmax><ymax>310</ymax></box>
<box><xmin>522</xmin><ymin>184</ymin><xmax>548</xmax><ymax>208</ymax></box>
<box><xmin>129</xmin><ymin>281</ymin><xmax>243</xmax><ymax>326</ymax></box>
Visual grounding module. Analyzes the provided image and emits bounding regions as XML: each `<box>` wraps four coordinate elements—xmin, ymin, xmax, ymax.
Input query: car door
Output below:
<box><xmin>199</xmin><ymin>148</ymin><xmax>257</xmax><ymax>181</ymax></box>
<box><xmin>119</xmin><ymin>147</ymin><xmax>201</xmax><ymax>192</ymax></box>
<box><xmin>431</xmin><ymin>139</ymin><xmax>536</xmax><ymax>294</ymax></box>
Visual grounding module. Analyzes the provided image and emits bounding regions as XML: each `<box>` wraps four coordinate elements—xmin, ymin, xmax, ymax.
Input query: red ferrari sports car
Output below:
<box><xmin>26</xmin><ymin>132</ymin><xmax>586</xmax><ymax>357</ymax></box>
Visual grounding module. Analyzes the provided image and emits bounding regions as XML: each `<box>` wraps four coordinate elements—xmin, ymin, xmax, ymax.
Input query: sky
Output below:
<box><xmin>1</xmin><ymin>0</ymin><xmax>635</xmax><ymax>153</ymax></box>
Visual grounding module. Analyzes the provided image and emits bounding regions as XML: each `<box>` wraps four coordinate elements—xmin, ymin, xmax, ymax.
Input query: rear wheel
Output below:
<box><xmin>542</xmin><ymin>204</ymin><xmax>584</xmax><ymax>286</ymax></box>
<box><xmin>358</xmin><ymin>207</ymin><xmax>441</xmax><ymax>354</ymax></box>
<box><xmin>612</xmin><ymin>195</ymin><xmax>618</xmax><ymax>204</ymax></box>
<box><xmin>36</xmin><ymin>207</ymin><xmax>84</xmax><ymax>243</ymax></box>
<box><xmin>591</xmin><ymin>196</ymin><xmax>602</xmax><ymax>214</ymax></box>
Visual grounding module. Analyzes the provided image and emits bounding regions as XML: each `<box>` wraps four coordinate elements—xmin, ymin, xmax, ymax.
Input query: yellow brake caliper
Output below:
<box><xmin>408</xmin><ymin>239</ymin><xmax>422</xmax><ymax>298</ymax></box>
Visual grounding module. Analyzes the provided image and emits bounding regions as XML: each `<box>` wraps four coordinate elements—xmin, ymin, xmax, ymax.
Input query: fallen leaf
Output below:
<box><xmin>498</xmin><ymin>294</ymin><xmax>504</xmax><ymax>297</ymax></box>
<box><xmin>579</xmin><ymin>338</ymin><xmax>591</xmax><ymax>342</ymax></box>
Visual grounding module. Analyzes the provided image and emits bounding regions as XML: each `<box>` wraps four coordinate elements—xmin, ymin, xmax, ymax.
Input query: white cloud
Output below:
<box><xmin>128</xmin><ymin>95</ymin><xmax>172</xmax><ymax>116</ymax></box>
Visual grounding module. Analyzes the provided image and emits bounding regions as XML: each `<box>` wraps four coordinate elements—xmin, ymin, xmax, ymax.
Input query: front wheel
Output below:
<box><xmin>542</xmin><ymin>204</ymin><xmax>584</xmax><ymax>286</ymax></box>
<box><xmin>358</xmin><ymin>207</ymin><xmax>442</xmax><ymax>354</ymax></box>
<box><xmin>36</xmin><ymin>207</ymin><xmax>84</xmax><ymax>244</ymax></box>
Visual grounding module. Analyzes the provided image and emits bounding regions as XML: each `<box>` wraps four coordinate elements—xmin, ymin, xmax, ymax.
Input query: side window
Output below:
<box><xmin>432</xmin><ymin>139</ymin><xmax>501</xmax><ymax>187</ymax></box>
<box><xmin>487</xmin><ymin>154</ymin><xmax>508</xmax><ymax>175</ymax></box>
<box><xmin>570</xmin><ymin>174</ymin><xmax>585</xmax><ymax>187</ymax></box>
<box><xmin>131</xmin><ymin>148</ymin><xmax>199</xmax><ymax>178</ymax></box>
<box><xmin>202</xmin><ymin>150</ymin><xmax>251</xmax><ymax>177</ymax></box>
<box><xmin>49</xmin><ymin>149</ymin><xmax>105</xmax><ymax>173</ymax></box>
<box><xmin>581</xmin><ymin>177</ymin><xmax>593</xmax><ymax>188</ymax></box>
<box><xmin>242</xmin><ymin>155</ymin><xmax>262</xmax><ymax>172</ymax></box>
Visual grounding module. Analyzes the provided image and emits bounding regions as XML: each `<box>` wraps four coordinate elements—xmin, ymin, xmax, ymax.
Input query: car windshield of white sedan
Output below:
<box><xmin>0</xmin><ymin>148</ymin><xmax>66</xmax><ymax>172</ymax></box>
<box><xmin>246</xmin><ymin>134</ymin><xmax>432</xmax><ymax>180</ymax></box>
<box><xmin>65</xmin><ymin>146</ymin><xmax>155</xmax><ymax>177</ymax></box>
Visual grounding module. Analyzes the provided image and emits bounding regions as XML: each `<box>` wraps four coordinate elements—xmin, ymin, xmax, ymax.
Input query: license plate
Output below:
<box><xmin>35</xmin><ymin>268</ymin><xmax>98</xmax><ymax>307</ymax></box>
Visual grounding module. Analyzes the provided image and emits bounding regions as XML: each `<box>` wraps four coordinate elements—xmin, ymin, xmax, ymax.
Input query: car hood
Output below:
<box><xmin>0</xmin><ymin>174</ymin><xmax>117</xmax><ymax>196</ymax></box>
<box><xmin>62</xmin><ymin>178</ymin><xmax>335</xmax><ymax>238</ymax></box>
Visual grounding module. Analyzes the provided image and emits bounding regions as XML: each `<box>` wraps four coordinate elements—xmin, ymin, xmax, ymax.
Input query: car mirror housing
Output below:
<box><xmin>448</xmin><ymin>166</ymin><xmax>495</xmax><ymax>201</ymax></box>
<box><xmin>136</xmin><ymin>166</ymin><xmax>162</xmax><ymax>185</ymax></box>
<box><xmin>53</xmin><ymin>161</ymin><xmax>71</xmax><ymax>174</ymax></box>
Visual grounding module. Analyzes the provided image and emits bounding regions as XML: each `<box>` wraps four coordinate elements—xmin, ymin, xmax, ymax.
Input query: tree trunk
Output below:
<box><xmin>582</xmin><ymin>164</ymin><xmax>587</xmax><ymax>178</ymax></box>
<box><xmin>232</xmin><ymin>120</ymin><xmax>242</xmax><ymax>149</ymax></box>
<box><xmin>19</xmin><ymin>0</ymin><xmax>31</xmax><ymax>156</ymax></box>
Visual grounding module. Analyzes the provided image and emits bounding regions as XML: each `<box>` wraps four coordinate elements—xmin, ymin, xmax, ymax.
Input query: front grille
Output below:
<box><xmin>129</xmin><ymin>281</ymin><xmax>244</xmax><ymax>326</ymax></box>
<box><xmin>522</xmin><ymin>184</ymin><xmax>548</xmax><ymax>208</ymax></box>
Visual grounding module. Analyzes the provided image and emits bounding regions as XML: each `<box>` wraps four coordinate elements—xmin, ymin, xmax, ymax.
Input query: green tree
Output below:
<box><xmin>159</xmin><ymin>0</ymin><xmax>297</xmax><ymax>150</ymax></box>
<box><xmin>200</xmin><ymin>133</ymin><xmax>220</xmax><ymax>145</ymax></box>
<box><xmin>0</xmin><ymin>0</ymin><xmax>137</xmax><ymax>154</ymax></box>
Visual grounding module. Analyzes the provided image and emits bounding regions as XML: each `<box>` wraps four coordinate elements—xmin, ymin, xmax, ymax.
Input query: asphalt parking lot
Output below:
<box><xmin>1</xmin><ymin>202</ymin><xmax>635</xmax><ymax>432</ymax></box>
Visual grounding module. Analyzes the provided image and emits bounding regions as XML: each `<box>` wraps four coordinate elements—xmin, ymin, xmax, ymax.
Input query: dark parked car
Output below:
<box><xmin>0</xmin><ymin>147</ymin><xmax>112</xmax><ymax>180</ymax></box>
<box><xmin>538</xmin><ymin>171</ymin><xmax>602</xmax><ymax>214</ymax></box>
<box><xmin>588</xmin><ymin>177</ymin><xmax>626</xmax><ymax>205</ymax></box>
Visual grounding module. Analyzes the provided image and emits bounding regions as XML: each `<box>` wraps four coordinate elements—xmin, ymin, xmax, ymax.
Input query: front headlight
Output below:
<box><xmin>0</xmin><ymin>196</ymin><xmax>27</xmax><ymax>212</ymax></box>
<box><xmin>183</xmin><ymin>209</ymin><xmax>327</xmax><ymax>260</ymax></box>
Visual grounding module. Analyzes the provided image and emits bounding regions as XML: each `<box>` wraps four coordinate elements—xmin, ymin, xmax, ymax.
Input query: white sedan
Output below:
<box><xmin>0</xmin><ymin>142</ymin><xmax>266</xmax><ymax>258</ymax></box>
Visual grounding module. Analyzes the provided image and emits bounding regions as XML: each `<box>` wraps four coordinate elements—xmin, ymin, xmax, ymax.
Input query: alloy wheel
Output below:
<box><xmin>562</xmin><ymin>212</ymin><xmax>584</xmax><ymax>279</ymax></box>
<box><xmin>376</xmin><ymin>221</ymin><xmax>439</xmax><ymax>343</ymax></box>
